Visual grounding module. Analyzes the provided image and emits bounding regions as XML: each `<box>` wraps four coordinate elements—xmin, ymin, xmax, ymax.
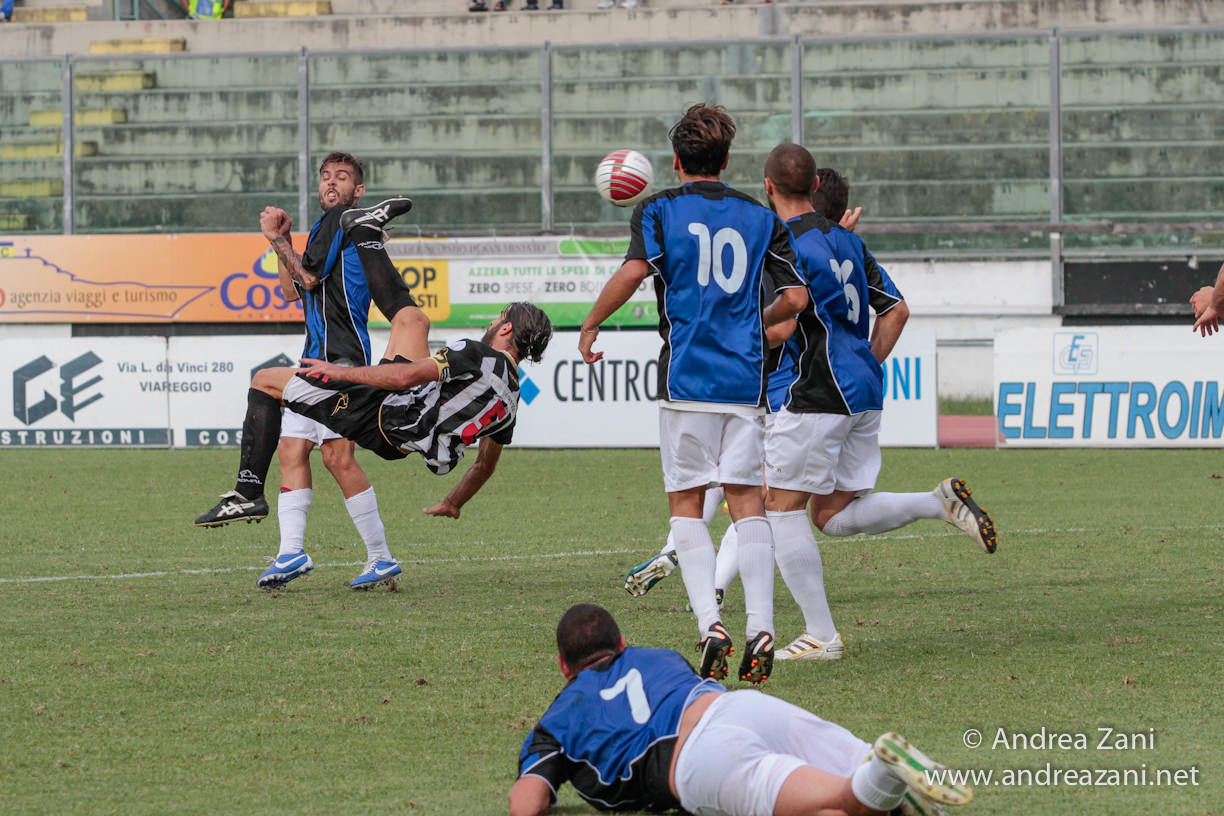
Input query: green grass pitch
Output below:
<box><xmin>1</xmin><ymin>447</ymin><xmax>1221</xmax><ymax>815</ymax></box>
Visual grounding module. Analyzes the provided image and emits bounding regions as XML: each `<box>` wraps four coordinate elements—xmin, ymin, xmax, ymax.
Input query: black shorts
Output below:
<box><xmin>282</xmin><ymin>372</ymin><xmax>407</xmax><ymax>461</ymax></box>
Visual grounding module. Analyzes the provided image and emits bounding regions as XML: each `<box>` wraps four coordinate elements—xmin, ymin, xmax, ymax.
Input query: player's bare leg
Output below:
<box><xmin>382</xmin><ymin>303</ymin><xmax>431</xmax><ymax>362</ymax></box>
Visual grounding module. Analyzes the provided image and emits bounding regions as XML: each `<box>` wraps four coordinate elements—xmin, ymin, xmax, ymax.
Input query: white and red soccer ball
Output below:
<box><xmin>595</xmin><ymin>149</ymin><xmax>654</xmax><ymax>208</ymax></box>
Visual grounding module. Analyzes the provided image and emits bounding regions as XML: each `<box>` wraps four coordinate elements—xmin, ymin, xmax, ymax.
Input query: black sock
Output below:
<box><xmin>234</xmin><ymin>388</ymin><xmax>282</xmax><ymax>500</ymax></box>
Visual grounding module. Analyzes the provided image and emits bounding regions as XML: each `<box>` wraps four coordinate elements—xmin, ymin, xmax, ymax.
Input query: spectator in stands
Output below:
<box><xmin>598</xmin><ymin>0</ymin><xmax>640</xmax><ymax>8</ymax></box>
<box><xmin>2</xmin><ymin>0</ymin><xmax>14</xmax><ymax>22</ymax></box>
<box><xmin>471</xmin><ymin>0</ymin><xmax>559</xmax><ymax>9</ymax></box>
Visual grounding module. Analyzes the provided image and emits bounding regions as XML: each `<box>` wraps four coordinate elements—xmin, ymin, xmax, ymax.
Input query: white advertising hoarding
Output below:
<box><xmin>514</xmin><ymin>329</ymin><xmax>938</xmax><ymax>448</ymax></box>
<box><xmin>0</xmin><ymin>338</ymin><xmax>172</xmax><ymax>447</ymax></box>
<box><xmin>0</xmin><ymin>328</ymin><xmax>937</xmax><ymax>450</ymax></box>
<box><xmin>995</xmin><ymin>326</ymin><xmax>1224</xmax><ymax>447</ymax></box>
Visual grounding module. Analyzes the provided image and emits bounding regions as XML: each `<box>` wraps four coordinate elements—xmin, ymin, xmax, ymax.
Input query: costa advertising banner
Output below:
<box><xmin>0</xmin><ymin>329</ymin><xmax>936</xmax><ymax>449</ymax></box>
<box><xmin>0</xmin><ymin>234</ymin><xmax>647</xmax><ymax>329</ymax></box>
<box><xmin>995</xmin><ymin>327</ymin><xmax>1224</xmax><ymax>447</ymax></box>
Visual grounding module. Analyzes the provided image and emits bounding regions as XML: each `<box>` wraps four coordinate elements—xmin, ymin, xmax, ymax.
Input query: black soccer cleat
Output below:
<box><xmin>738</xmin><ymin>631</ymin><xmax>774</xmax><ymax>685</ymax></box>
<box><xmin>697</xmin><ymin>622</ymin><xmax>734</xmax><ymax>680</ymax></box>
<box><xmin>340</xmin><ymin>196</ymin><xmax>413</xmax><ymax>235</ymax></box>
<box><xmin>194</xmin><ymin>491</ymin><xmax>269</xmax><ymax>527</ymax></box>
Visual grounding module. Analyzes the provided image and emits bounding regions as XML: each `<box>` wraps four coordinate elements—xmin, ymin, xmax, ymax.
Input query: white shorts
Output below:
<box><xmin>280</xmin><ymin>406</ymin><xmax>342</xmax><ymax>446</ymax></box>
<box><xmin>674</xmin><ymin>690</ymin><xmax>871</xmax><ymax>816</ymax></box>
<box><xmin>659</xmin><ymin>407</ymin><xmax>764</xmax><ymax>493</ymax></box>
<box><xmin>765</xmin><ymin>409</ymin><xmax>882</xmax><ymax>495</ymax></box>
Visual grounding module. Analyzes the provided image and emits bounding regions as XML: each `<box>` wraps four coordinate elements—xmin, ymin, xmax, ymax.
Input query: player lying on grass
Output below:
<box><xmin>510</xmin><ymin>603</ymin><xmax>972</xmax><ymax>816</ymax></box>
<box><xmin>193</xmin><ymin>302</ymin><xmax>553</xmax><ymax>584</ymax></box>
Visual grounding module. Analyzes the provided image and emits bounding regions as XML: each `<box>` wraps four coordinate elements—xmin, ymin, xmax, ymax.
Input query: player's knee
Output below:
<box><xmin>320</xmin><ymin>439</ymin><xmax>356</xmax><ymax>472</ymax></box>
<box><xmin>391</xmin><ymin>305</ymin><xmax>430</xmax><ymax>335</ymax></box>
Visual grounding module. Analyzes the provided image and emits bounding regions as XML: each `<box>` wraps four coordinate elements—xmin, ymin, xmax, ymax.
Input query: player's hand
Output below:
<box><xmin>298</xmin><ymin>357</ymin><xmax>340</xmax><ymax>380</ymax></box>
<box><xmin>260</xmin><ymin>206</ymin><xmax>292</xmax><ymax>242</ymax></box>
<box><xmin>839</xmin><ymin>206</ymin><xmax>863</xmax><ymax>232</ymax></box>
<box><xmin>423</xmin><ymin>499</ymin><xmax>460</xmax><ymax>519</ymax></box>
<box><xmin>1189</xmin><ymin>285</ymin><xmax>1214</xmax><ymax>318</ymax></box>
<box><xmin>1193</xmin><ymin>307</ymin><xmax>1220</xmax><ymax>337</ymax></box>
<box><xmin>579</xmin><ymin>327</ymin><xmax>604</xmax><ymax>364</ymax></box>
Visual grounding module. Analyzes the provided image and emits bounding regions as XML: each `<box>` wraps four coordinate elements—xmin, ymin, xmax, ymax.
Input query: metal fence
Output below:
<box><xmin>1</xmin><ymin>27</ymin><xmax>1221</xmax><ymax>259</ymax></box>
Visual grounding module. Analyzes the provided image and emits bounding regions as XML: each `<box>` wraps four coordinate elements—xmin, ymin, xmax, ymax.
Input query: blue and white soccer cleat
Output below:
<box><xmin>624</xmin><ymin>551</ymin><xmax>678</xmax><ymax>596</ymax></box>
<box><xmin>257</xmin><ymin>551</ymin><xmax>314</xmax><ymax>589</ymax></box>
<box><xmin>351</xmin><ymin>559</ymin><xmax>402</xmax><ymax>591</ymax></box>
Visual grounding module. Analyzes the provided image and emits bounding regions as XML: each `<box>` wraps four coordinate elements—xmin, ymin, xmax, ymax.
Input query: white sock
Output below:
<box><xmin>670</xmin><ymin>516</ymin><xmax>720</xmax><ymax>634</ymax></box>
<box><xmin>734</xmin><ymin>516</ymin><xmax>774</xmax><ymax>639</ymax></box>
<box><xmin>714</xmin><ymin>523</ymin><xmax>739</xmax><ymax>593</ymax></box>
<box><xmin>769</xmin><ymin>509</ymin><xmax>838</xmax><ymax>641</ymax></box>
<box><xmin>822</xmin><ymin>491</ymin><xmax>944</xmax><ymax>537</ymax></box>
<box><xmin>702</xmin><ymin>486</ymin><xmax>725</xmax><ymax>525</ymax></box>
<box><xmin>660</xmin><ymin>487</ymin><xmax>724</xmax><ymax>558</ymax></box>
<box><xmin>277</xmin><ymin>488</ymin><xmax>312</xmax><ymax>557</ymax></box>
<box><xmin>345</xmin><ymin>486</ymin><xmax>392</xmax><ymax>562</ymax></box>
<box><xmin>851</xmin><ymin>755</ymin><xmax>908</xmax><ymax>811</ymax></box>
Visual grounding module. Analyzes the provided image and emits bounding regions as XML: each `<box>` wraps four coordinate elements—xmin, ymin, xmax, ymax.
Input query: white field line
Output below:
<box><xmin>0</xmin><ymin>523</ymin><xmax>1215</xmax><ymax>586</ymax></box>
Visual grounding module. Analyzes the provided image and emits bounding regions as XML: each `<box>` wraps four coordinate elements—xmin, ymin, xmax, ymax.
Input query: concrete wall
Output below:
<box><xmin>4</xmin><ymin>0</ymin><xmax>1224</xmax><ymax>58</ymax></box>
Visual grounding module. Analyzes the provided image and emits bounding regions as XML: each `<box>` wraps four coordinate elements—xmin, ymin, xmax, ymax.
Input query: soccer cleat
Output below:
<box><xmin>340</xmin><ymin>196</ymin><xmax>413</xmax><ymax>235</ymax></box>
<box><xmin>737</xmin><ymin>631</ymin><xmax>774</xmax><ymax>684</ymax></box>
<box><xmin>683</xmin><ymin>587</ymin><xmax>724</xmax><ymax>615</ymax></box>
<box><xmin>873</xmin><ymin>732</ymin><xmax>973</xmax><ymax>807</ymax></box>
<box><xmin>697</xmin><ymin>622</ymin><xmax>733</xmax><ymax>680</ymax></box>
<box><xmin>256</xmin><ymin>551</ymin><xmax>314</xmax><ymax>589</ymax></box>
<box><xmin>351</xmin><ymin>559</ymin><xmax>402</xmax><ymax>591</ymax></box>
<box><xmin>898</xmin><ymin>787</ymin><xmax>951</xmax><ymax>816</ymax></box>
<box><xmin>194</xmin><ymin>490</ymin><xmax>268</xmax><ymax>527</ymax></box>
<box><xmin>935</xmin><ymin>478</ymin><xmax>997</xmax><ymax>554</ymax></box>
<box><xmin>624</xmin><ymin>551</ymin><xmax>678</xmax><ymax>596</ymax></box>
<box><xmin>776</xmin><ymin>631</ymin><xmax>844</xmax><ymax>661</ymax></box>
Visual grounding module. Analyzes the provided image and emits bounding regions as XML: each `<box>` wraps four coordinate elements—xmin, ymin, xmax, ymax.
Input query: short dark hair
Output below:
<box><xmin>811</xmin><ymin>167</ymin><xmax>850</xmax><ymax>223</ymax></box>
<box><xmin>503</xmin><ymin>301</ymin><xmax>553</xmax><ymax>364</ymax></box>
<box><xmin>556</xmin><ymin>604</ymin><xmax>621</xmax><ymax>671</ymax></box>
<box><xmin>319</xmin><ymin>151</ymin><xmax>365</xmax><ymax>186</ymax></box>
<box><xmin>669</xmin><ymin>104</ymin><xmax>736</xmax><ymax>177</ymax></box>
<box><xmin>764</xmin><ymin>143</ymin><xmax>816</xmax><ymax>199</ymax></box>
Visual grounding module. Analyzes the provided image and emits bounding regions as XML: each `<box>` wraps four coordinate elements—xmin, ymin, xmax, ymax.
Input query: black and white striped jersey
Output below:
<box><xmin>379</xmin><ymin>339</ymin><xmax>519</xmax><ymax>474</ymax></box>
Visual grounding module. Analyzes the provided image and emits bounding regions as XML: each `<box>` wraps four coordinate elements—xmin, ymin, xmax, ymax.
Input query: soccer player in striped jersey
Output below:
<box><xmin>510</xmin><ymin>604</ymin><xmax>972</xmax><ymax>816</ymax></box>
<box><xmin>761</xmin><ymin>146</ymin><xmax>997</xmax><ymax>662</ymax></box>
<box><xmin>580</xmin><ymin>105</ymin><xmax>809</xmax><ymax>684</ymax></box>
<box><xmin>193</xmin><ymin>302</ymin><xmax>552</xmax><ymax>559</ymax></box>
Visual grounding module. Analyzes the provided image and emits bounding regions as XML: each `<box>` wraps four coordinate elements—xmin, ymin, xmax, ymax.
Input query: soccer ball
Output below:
<box><xmin>595</xmin><ymin>149</ymin><xmax>654</xmax><ymax>208</ymax></box>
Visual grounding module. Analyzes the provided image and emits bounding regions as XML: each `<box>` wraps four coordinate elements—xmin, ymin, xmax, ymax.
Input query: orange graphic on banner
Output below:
<box><xmin>0</xmin><ymin>234</ymin><xmax>306</xmax><ymax>324</ymax></box>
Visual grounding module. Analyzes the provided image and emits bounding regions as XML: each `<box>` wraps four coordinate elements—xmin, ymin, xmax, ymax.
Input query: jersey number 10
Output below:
<box><xmin>688</xmin><ymin>223</ymin><xmax>748</xmax><ymax>294</ymax></box>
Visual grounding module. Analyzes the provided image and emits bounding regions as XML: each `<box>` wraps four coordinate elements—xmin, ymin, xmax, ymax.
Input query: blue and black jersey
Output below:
<box><xmin>298</xmin><ymin>206</ymin><xmax>375</xmax><ymax>366</ymax></box>
<box><xmin>782</xmin><ymin>213</ymin><xmax>904</xmax><ymax>415</ymax></box>
<box><xmin>518</xmin><ymin>647</ymin><xmax>724</xmax><ymax>812</ymax></box>
<box><xmin>626</xmin><ymin>181</ymin><xmax>804</xmax><ymax>409</ymax></box>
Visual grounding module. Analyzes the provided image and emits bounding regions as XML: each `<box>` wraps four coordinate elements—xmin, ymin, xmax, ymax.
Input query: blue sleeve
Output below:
<box><xmin>863</xmin><ymin>244</ymin><xmax>904</xmax><ymax>314</ymax></box>
<box><xmin>625</xmin><ymin>196</ymin><xmax>664</xmax><ymax>274</ymax></box>
<box><xmin>518</xmin><ymin>724</ymin><xmax>567</xmax><ymax>802</ymax></box>
<box><xmin>301</xmin><ymin>207</ymin><xmax>346</xmax><ymax>282</ymax></box>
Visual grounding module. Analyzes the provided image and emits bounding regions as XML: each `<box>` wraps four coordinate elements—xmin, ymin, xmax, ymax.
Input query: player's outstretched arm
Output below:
<box><xmin>424</xmin><ymin>438</ymin><xmax>504</xmax><ymax>519</ymax></box>
<box><xmin>297</xmin><ymin>357</ymin><xmax>440</xmax><ymax>390</ymax></box>
<box><xmin>508</xmin><ymin>776</ymin><xmax>552</xmax><ymax>816</ymax></box>
<box><xmin>579</xmin><ymin>259</ymin><xmax>651</xmax><ymax>363</ymax></box>
<box><xmin>870</xmin><ymin>299</ymin><xmax>910</xmax><ymax>363</ymax></box>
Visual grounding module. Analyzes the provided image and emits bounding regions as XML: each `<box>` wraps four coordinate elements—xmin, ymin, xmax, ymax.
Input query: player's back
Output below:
<box><xmin>630</xmin><ymin>181</ymin><xmax>799</xmax><ymax>408</ymax></box>
<box><xmin>785</xmin><ymin>213</ymin><xmax>888</xmax><ymax>414</ymax></box>
<box><xmin>520</xmin><ymin>646</ymin><xmax>723</xmax><ymax>811</ymax></box>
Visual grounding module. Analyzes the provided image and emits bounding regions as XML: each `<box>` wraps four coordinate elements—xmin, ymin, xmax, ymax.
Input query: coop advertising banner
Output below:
<box><xmin>0</xmin><ymin>234</ymin><xmax>651</xmax><ymax>328</ymax></box>
<box><xmin>0</xmin><ymin>330</ymin><xmax>936</xmax><ymax>449</ymax></box>
<box><xmin>995</xmin><ymin>327</ymin><xmax>1224</xmax><ymax>447</ymax></box>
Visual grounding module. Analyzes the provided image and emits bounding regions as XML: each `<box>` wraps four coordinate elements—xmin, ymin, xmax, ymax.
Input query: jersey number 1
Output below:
<box><xmin>599</xmin><ymin>668</ymin><xmax>651</xmax><ymax>724</ymax></box>
<box><xmin>688</xmin><ymin>223</ymin><xmax>748</xmax><ymax>294</ymax></box>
